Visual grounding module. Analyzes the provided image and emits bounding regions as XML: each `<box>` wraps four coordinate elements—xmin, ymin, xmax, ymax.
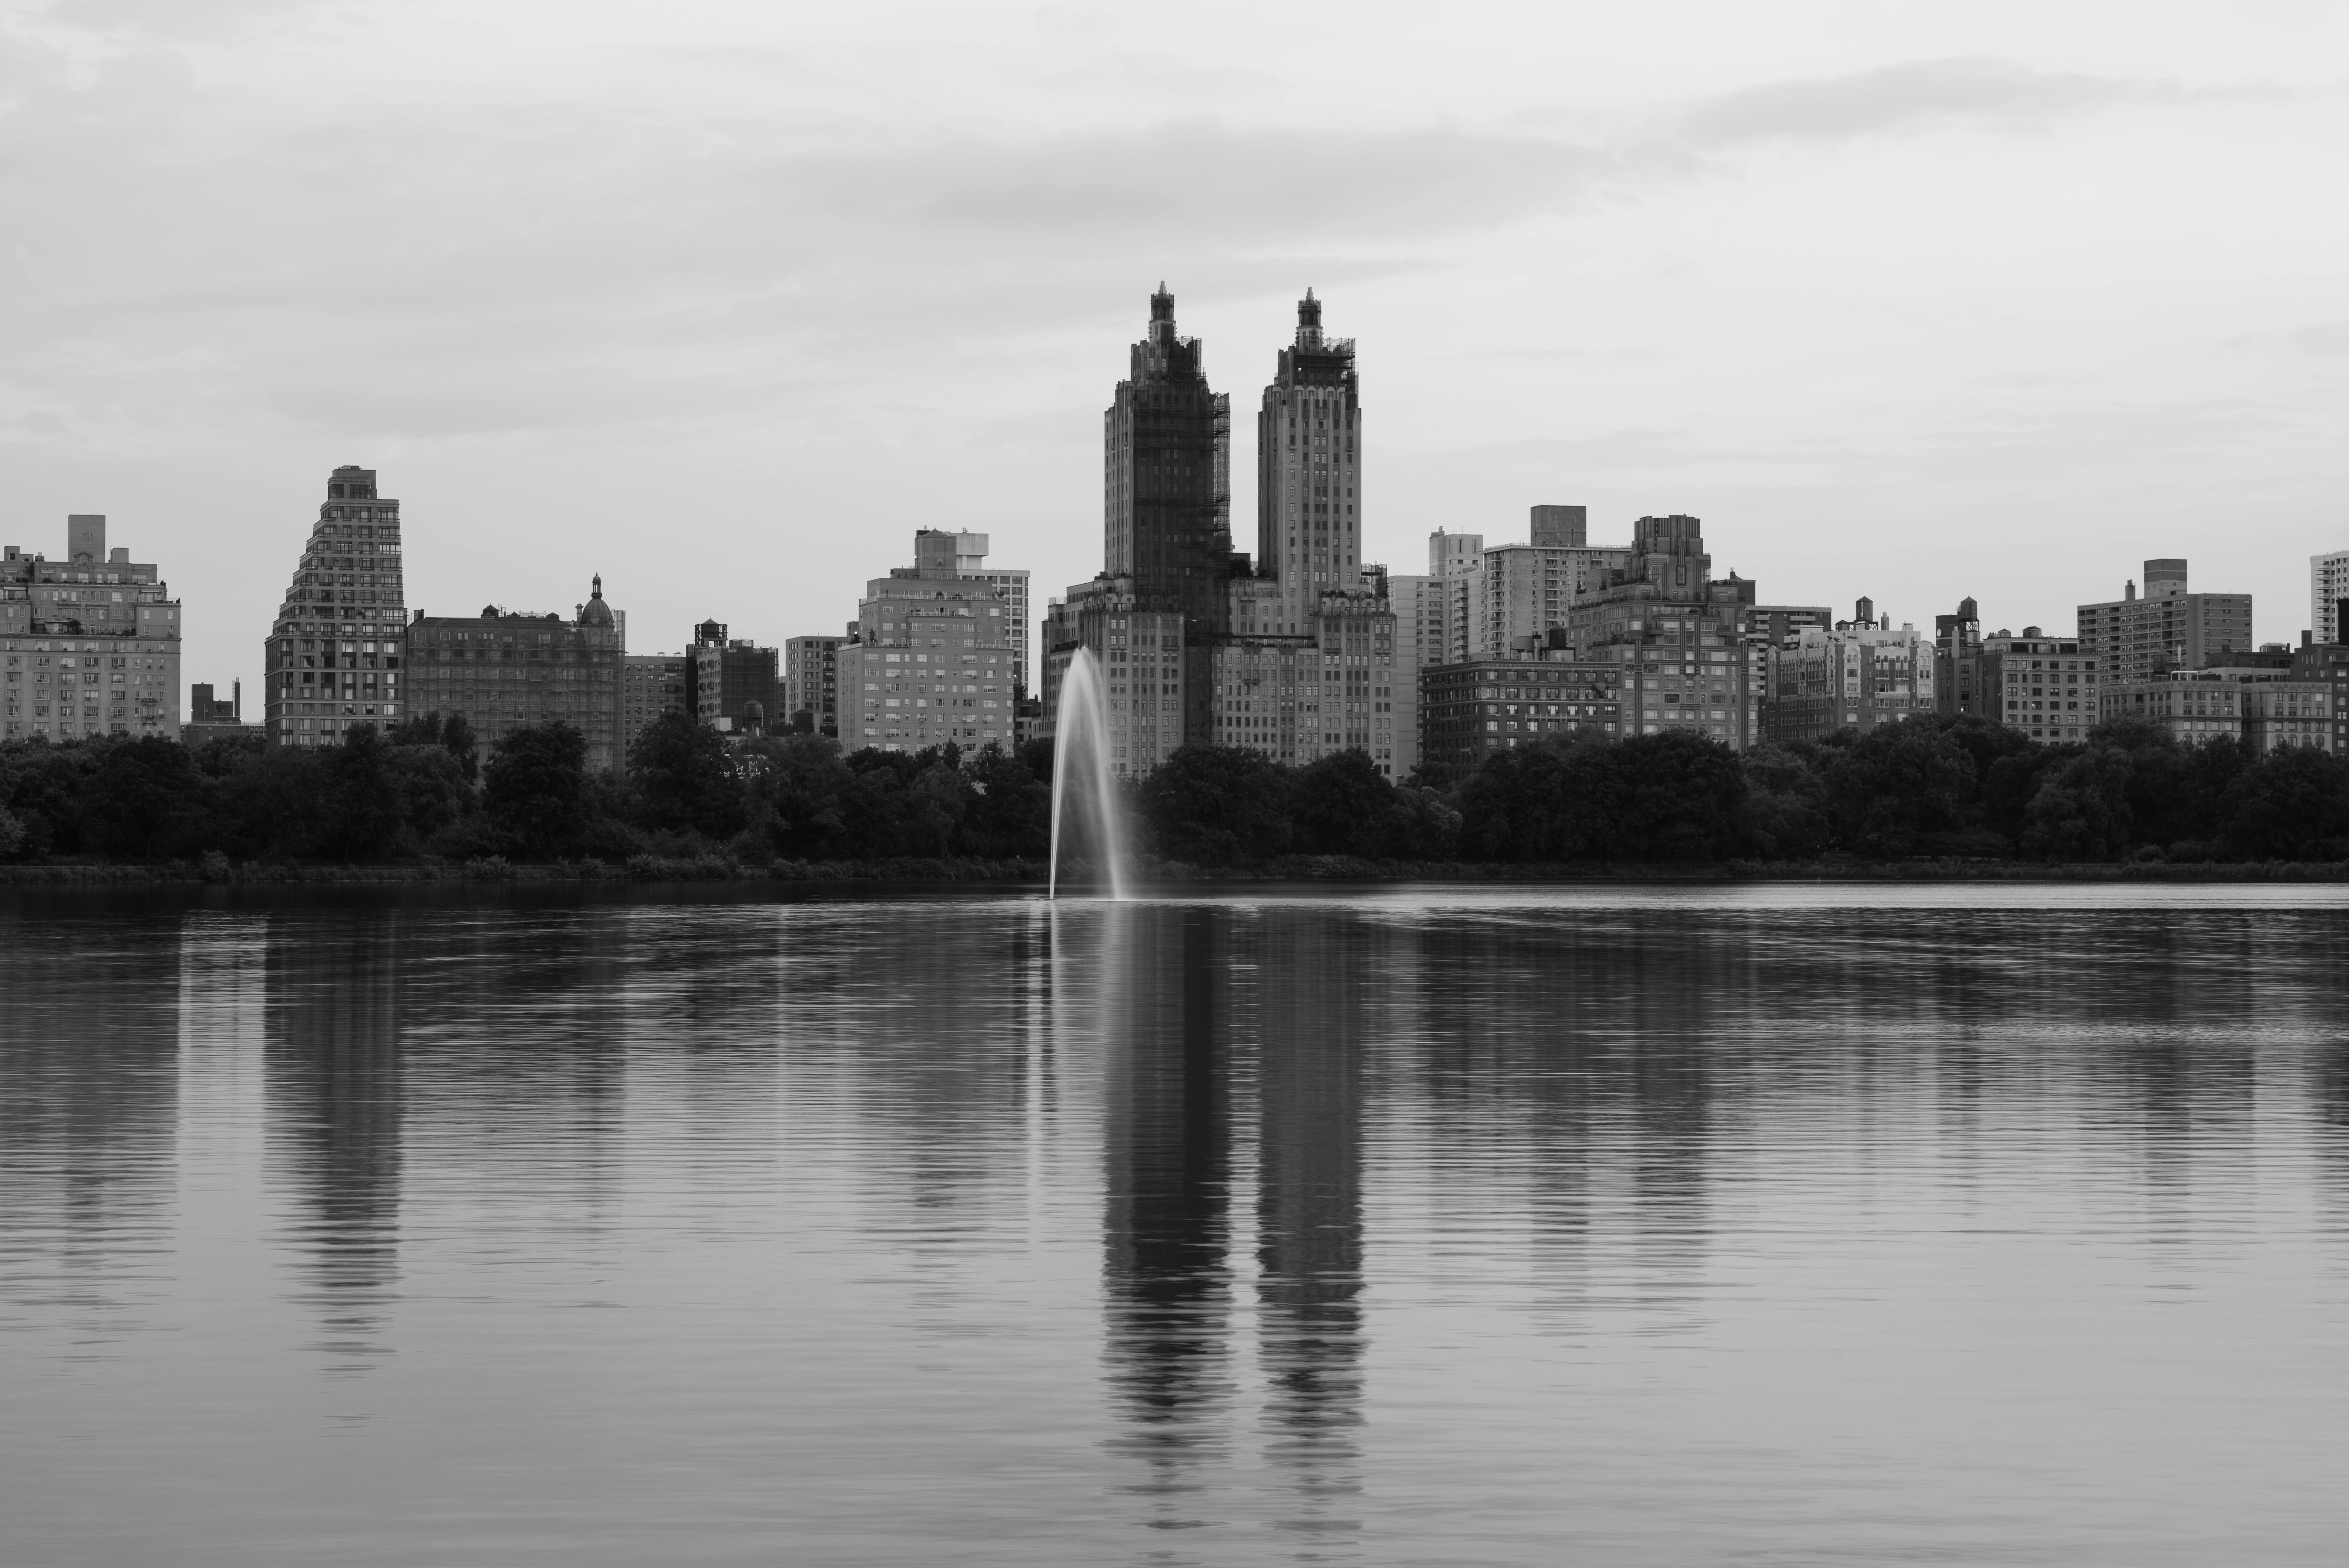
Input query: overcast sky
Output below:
<box><xmin>4</xmin><ymin>0</ymin><xmax>2345</xmax><ymax>693</ymax></box>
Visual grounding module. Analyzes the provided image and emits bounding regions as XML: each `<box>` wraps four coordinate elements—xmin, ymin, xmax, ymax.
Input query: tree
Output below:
<box><xmin>1738</xmin><ymin>743</ymin><xmax>1831</xmax><ymax>859</ymax></box>
<box><xmin>2019</xmin><ymin>747</ymin><xmax>2134</xmax><ymax>861</ymax></box>
<box><xmin>439</xmin><ymin>713</ymin><xmax>481</xmax><ymax>782</ymax></box>
<box><xmin>1290</xmin><ymin>749</ymin><xmax>1400</xmax><ymax>857</ymax></box>
<box><xmin>742</xmin><ymin>733</ymin><xmax>856</xmax><ymax>858</ymax></box>
<box><xmin>627</xmin><ymin>712</ymin><xmax>744</xmax><ymax>838</ymax></box>
<box><xmin>317</xmin><ymin>723</ymin><xmax>406</xmax><ymax>860</ymax></box>
<box><xmin>1611</xmin><ymin>731</ymin><xmax>1748</xmax><ymax>859</ymax></box>
<box><xmin>0</xmin><ymin>740</ymin><xmax>107</xmax><ymax>857</ymax></box>
<box><xmin>385</xmin><ymin>740</ymin><xmax>474</xmax><ymax>842</ymax></box>
<box><xmin>1822</xmin><ymin>721</ymin><xmax>1976</xmax><ymax>856</ymax></box>
<box><xmin>955</xmin><ymin>742</ymin><xmax>1050</xmax><ymax>859</ymax></box>
<box><xmin>2219</xmin><ymin>746</ymin><xmax>2349</xmax><ymax>859</ymax></box>
<box><xmin>1140</xmin><ymin>745</ymin><xmax>1291</xmax><ymax>865</ymax></box>
<box><xmin>81</xmin><ymin>738</ymin><xmax>215</xmax><ymax>859</ymax></box>
<box><xmin>1456</xmin><ymin>741</ymin><xmax>1611</xmax><ymax>862</ymax></box>
<box><xmin>483</xmin><ymin>721</ymin><xmax>589</xmax><ymax>856</ymax></box>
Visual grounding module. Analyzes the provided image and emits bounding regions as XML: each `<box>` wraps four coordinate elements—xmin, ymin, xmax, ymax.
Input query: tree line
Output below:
<box><xmin>1</xmin><ymin>709</ymin><xmax>2345</xmax><ymax>869</ymax></box>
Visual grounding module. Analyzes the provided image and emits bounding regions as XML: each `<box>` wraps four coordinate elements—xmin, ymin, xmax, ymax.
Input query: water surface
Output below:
<box><xmin>4</xmin><ymin>883</ymin><xmax>2346</xmax><ymax>1565</ymax></box>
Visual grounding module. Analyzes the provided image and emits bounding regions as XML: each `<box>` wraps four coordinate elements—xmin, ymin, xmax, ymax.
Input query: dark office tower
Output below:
<box><xmin>265</xmin><ymin>466</ymin><xmax>407</xmax><ymax>748</ymax></box>
<box><xmin>1256</xmin><ymin>288</ymin><xmax>1362</xmax><ymax>631</ymax></box>
<box><xmin>1105</xmin><ymin>285</ymin><xmax>1232</xmax><ymax>628</ymax></box>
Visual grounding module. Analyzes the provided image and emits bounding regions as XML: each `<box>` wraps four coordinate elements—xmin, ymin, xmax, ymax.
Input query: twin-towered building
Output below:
<box><xmin>1044</xmin><ymin>287</ymin><xmax>1404</xmax><ymax>777</ymax></box>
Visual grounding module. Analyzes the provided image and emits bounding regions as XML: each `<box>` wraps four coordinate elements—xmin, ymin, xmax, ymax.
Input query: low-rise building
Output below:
<box><xmin>1419</xmin><ymin>653</ymin><xmax>1620</xmax><ymax>772</ymax></box>
<box><xmin>2</xmin><ymin>514</ymin><xmax>184</xmax><ymax>743</ymax></box>
<box><xmin>2240</xmin><ymin>675</ymin><xmax>2335</xmax><ymax>755</ymax></box>
<box><xmin>2290</xmin><ymin>635</ymin><xmax>2349</xmax><ymax>754</ymax></box>
<box><xmin>184</xmin><ymin>681</ymin><xmax>255</xmax><ymax>745</ymax></box>
<box><xmin>403</xmin><ymin>578</ymin><xmax>626</xmax><ymax>770</ymax></box>
<box><xmin>1760</xmin><ymin>604</ymin><xmax>1934</xmax><ymax>744</ymax></box>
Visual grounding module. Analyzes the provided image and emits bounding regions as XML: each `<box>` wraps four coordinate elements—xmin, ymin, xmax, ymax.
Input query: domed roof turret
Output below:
<box><xmin>579</xmin><ymin>574</ymin><xmax>614</xmax><ymax>629</ymax></box>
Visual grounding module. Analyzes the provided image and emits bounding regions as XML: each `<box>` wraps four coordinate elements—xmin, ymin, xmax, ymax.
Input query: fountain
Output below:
<box><xmin>1048</xmin><ymin>647</ymin><xmax>1130</xmax><ymax>900</ymax></box>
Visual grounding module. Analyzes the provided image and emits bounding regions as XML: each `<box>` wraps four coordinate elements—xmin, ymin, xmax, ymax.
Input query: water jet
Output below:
<box><xmin>1048</xmin><ymin>647</ymin><xmax>1130</xmax><ymax>900</ymax></box>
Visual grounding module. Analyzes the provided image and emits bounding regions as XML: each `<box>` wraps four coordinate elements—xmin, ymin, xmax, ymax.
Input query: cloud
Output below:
<box><xmin>772</xmin><ymin>119</ymin><xmax>1603</xmax><ymax>239</ymax></box>
<box><xmin>1681</xmin><ymin>57</ymin><xmax>2270</xmax><ymax>147</ymax></box>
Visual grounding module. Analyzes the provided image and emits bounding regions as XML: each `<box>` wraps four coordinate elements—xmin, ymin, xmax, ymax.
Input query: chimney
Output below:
<box><xmin>2124</xmin><ymin>579</ymin><xmax>2136</xmax><ymax>602</ymax></box>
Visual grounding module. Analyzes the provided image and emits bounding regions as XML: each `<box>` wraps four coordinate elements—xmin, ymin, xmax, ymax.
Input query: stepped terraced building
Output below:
<box><xmin>263</xmin><ymin>466</ymin><xmax>408</xmax><ymax>747</ymax></box>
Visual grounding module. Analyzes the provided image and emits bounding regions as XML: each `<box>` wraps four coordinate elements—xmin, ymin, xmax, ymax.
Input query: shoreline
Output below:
<box><xmin>4</xmin><ymin>855</ymin><xmax>2345</xmax><ymax>887</ymax></box>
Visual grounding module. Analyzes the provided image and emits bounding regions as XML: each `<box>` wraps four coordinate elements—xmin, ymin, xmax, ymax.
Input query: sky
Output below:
<box><xmin>3</xmin><ymin>0</ymin><xmax>2345</xmax><ymax>695</ymax></box>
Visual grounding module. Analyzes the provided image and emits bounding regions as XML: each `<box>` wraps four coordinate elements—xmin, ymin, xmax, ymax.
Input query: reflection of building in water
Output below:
<box><xmin>266</xmin><ymin>909</ymin><xmax>406</xmax><ymax>1370</ymax></box>
<box><xmin>1253</xmin><ymin>909</ymin><xmax>1367</xmax><ymax>1527</ymax></box>
<box><xmin>1099</xmin><ymin>907</ymin><xmax>1233</xmax><ymax>1515</ymax></box>
<box><xmin>0</xmin><ymin>911</ymin><xmax>185</xmax><ymax>1327</ymax></box>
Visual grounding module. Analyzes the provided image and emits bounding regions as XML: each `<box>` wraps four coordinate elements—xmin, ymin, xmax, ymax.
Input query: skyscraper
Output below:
<box><xmin>1105</xmin><ymin>285</ymin><xmax>1232</xmax><ymax>628</ymax></box>
<box><xmin>264</xmin><ymin>466</ymin><xmax>408</xmax><ymax>747</ymax></box>
<box><xmin>1255</xmin><ymin>289</ymin><xmax>1360</xmax><ymax>633</ymax></box>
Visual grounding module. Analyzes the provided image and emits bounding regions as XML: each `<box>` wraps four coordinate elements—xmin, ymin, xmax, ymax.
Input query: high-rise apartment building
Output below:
<box><xmin>1565</xmin><ymin>515</ymin><xmax>1758</xmax><ymax>749</ymax></box>
<box><xmin>684</xmin><ymin>620</ymin><xmax>781</xmax><ymax>735</ymax></box>
<box><xmin>783</xmin><ymin>635</ymin><xmax>845</xmax><ymax>735</ymax></box>
<box><xmin>1477</xmin><ymin>506</ymin><xmax>1632</xmax><ymax>658</ymax></box>
<box><xmin>839</xmin><ymin>534</ymin><xmax>1021</xmax><ymax>752</ymax></box>
<box><xmin>621</xmin><ymin>653</ymin><xmax>686</xmax><ymax>745</ymax></box>
<box><xmin>1759</xmin><ymin>604</ymin><xmax>1935</xmax><ymax>744</ymax></box>
<box><xmin>915</xmin><ymin>530</ymin><xmax>1032</xmax><ymax>693</ymax></box>
<box><xmin>2312</xmin><ymin>551</ymin><xmax>2349</xmax><ymax>647</ymax></box>
<box><xmin>264</xmin><ymin>466</ymin><xmax>408</xmax><ymax>747</ymax></box>
<box><xmin>2076</xmin><ymin>560</ymin><xmax>2252</xmax><ymax>683</ymax></box>
<box><xmin>403</xmin><ymin>580</ymin><xmax>626</xmax><ymax>770</ymax></box>
<box><xmin>1</xmin><ymin>515</ymin><xmax>183</xmax><ymax>742</ymax></box>
<box><xmin>1044</xmin><ymin>289</ymin><xmax>1403</xmax><ymax>777</ymax></box>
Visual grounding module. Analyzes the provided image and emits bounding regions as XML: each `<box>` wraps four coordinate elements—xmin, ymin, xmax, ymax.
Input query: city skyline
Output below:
<box><xmin>2</xmin><ymin>3</ymin><xmax>2342</xmax><ymax>702</ymax></box>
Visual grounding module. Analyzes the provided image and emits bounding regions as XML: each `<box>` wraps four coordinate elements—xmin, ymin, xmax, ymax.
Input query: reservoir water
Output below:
<box><xmin>3</xmin><ymin>884</ymin><xmax>2346</xmax><ymax>1565</ymax></box>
